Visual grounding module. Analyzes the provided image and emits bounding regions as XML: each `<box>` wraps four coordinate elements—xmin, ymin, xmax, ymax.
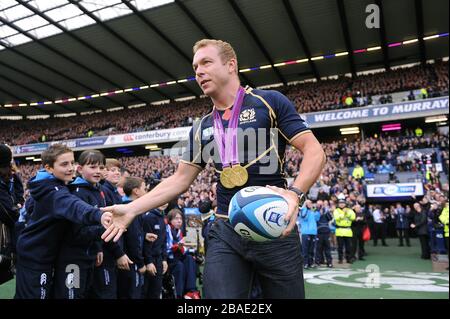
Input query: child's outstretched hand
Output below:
<box><xmin>101</xmin><ymin>204</ymin><xmax>136</xmax><ymax>242</ymax></box>
<box><xmin>100</xmin><ymin>212</ymin><xmax>112</xmax><ymax>229</ymax></box>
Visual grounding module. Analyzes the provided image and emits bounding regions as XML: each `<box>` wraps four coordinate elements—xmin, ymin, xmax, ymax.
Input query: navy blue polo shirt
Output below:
<box><xmin>182</xmin><ymin>87</ymin><xmax>311</xmax><ymax>214</ymax></box>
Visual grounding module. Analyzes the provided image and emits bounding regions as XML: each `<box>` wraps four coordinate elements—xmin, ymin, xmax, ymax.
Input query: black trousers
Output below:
<box><xmin>337</xmin><ymin>237</ymin><xmax>352</xmax><ymax>262</ymax></box>
<box><xmin>315</xmin><ymin>233</ymin><xmax>332</xmax><ymax>264</ymax></box>
<box><xmin>418</xmin><ymin>235</ymin><xmax>431</xmax><ymax>259</ymax></box>
<box><xmin>397</xmin><ymin>228</ymin><xmax>410</xmax><ymax>246</ymax></box>
<box><xmin>373</xmin><ymin>223</ymin><xmax>387</xmax><ymax>246</ymax></box>
<box><xmin>351</xmin><ymin>227</ymin><xmax>365</xmax><ymax>259</ymax></box>
<box><xmin>53</xmin><ymin>266</ymin><xmax>94</xmax><ymax>299</ymax></box>
<box><xmin>90</xmin><ymin>265</ymin><xmax>117</xmax><ymax>299</ymax></box>
<box><xmin>203</xmin><ymin>219</ymin><xmax>305</xmax><ymax>299</ymax></box>
<box><xmin>142</xmin><ymin>256</ymin><xmax>164</xmax><ymax>299</ymax></box>
<box><xmin>15</xmin><ymin>264</ymin><xmax>53</xmax><ymax>299</ymax></box>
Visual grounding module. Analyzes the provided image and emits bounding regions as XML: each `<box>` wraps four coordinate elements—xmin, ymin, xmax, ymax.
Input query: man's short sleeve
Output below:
<box><xmin>272</xmin><ymin>91</ymin><xmax>311</xmax><ymax>143</ymax></box>
<box><xmin>181</xmin><ymin>121</ymin><xmax>206</xmax><ymax>170</ymax></box>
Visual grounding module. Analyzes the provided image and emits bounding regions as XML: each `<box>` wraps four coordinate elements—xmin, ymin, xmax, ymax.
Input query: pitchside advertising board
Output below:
<box><xmin>12</xmin><ymin>127</ymin><xmax>192</xmax><ymax>156</ymax></box>
<box><xmin>11</xmin><ymin>96</ymin><xmax>449</xmax><ymax>157</ymax></box>
<box><xmin>365</xmin><ymin>182</ymin><xmax>425</xmax><ymax>202</ymax></box>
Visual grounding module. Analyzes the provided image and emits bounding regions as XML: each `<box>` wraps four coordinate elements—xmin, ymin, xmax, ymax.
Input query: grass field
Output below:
<box><xmin>1</xmin><ymin>238</ymin><xmax>448</xmax><ymax>299</ymax></box>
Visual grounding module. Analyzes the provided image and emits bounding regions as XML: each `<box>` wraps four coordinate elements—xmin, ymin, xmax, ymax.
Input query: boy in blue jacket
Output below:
<box><xmin>299</xmin><ymin>200</ymin><xmax>320</xmax><ymax>269</ymax></box>
<box><xmin>142</xmin><ymin>178</ymin><xmax>168</xmax><ymax>299</ymax></box>
<box><xmin>15</xmin><ymin>144</ymin><xmax>111</xmax><ymax>299</ymax></box>
<box><xmin>117</xmin><ymin>177</ymin><xmax>146</xmax><ymax>299</ymax></box>
<box><xmin>53</xmin><ymin>150</ymin><xmax>108</xmax><ymax>299</ymax></box>
<box><xmin>93</xmin><ymin>158</ymin><xmax>126</xmax><ymax>299</ymax></box>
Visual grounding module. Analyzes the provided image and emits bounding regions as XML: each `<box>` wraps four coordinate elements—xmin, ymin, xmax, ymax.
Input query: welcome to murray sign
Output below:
<box><xmin>303</xmin><ymin>96</ymin><xmax>449</xmax><ymax>128</ymax></box>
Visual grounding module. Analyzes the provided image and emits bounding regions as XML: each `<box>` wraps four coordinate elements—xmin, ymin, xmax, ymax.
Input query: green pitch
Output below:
<box><xmin>1</xmin><ymin>238</ymin><xmax>448</xmax><ymax>299</ymax></box>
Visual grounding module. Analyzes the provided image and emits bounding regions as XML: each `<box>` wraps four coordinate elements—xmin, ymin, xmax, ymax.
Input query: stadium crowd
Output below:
<box><xmin>1</xmin><ymin>61</ymin><xmax>447</xmax><ymax>147</ymax></box>
<box><xmin>1</xmin><ymin>58</ymin><xmax>448</xmax><ymax>299</ymax></box>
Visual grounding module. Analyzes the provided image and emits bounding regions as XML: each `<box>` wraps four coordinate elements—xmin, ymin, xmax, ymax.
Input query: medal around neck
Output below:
<box><xmin>213</xmin><ymin>87</ymin><xmax>248</xmax><ymax>189</ymax></box>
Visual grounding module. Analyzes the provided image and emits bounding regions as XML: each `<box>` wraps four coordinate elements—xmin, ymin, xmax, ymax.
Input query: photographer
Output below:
<box><xmin>315</xmin><ymin>200</ymin><xmax>333</xmax><ymax>267</ymax></box>
<box><xmin>299</xmin><ymin>200</ymin><xmax>320</xmax><ymax>269</ymax></box>
<box><xmin>0</xmin><ymin>144</ymin><xmax>19</xmax><ymax>284</ymax></box>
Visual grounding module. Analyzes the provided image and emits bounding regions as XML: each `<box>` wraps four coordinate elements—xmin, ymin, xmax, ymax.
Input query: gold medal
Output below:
<box><xmin>220</xmin><ymin>167</ymin><xmax>235</xmax><ymax>189</ymax></box>
<box><xmin>230</xmin><ymin>165</ymin><xmax>248</xmax><ymax>187</ymax></box>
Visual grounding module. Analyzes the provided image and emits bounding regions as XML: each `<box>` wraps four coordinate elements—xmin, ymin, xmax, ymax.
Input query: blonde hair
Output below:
<box><xmin>193</xmin><ymin>39</ymin><xmax>238</xmax><ymax>74</ymax></box>
<box><xmin>105</xmin><ymin>158</ymin><xmax>121</xmax><ymax>170</ymax></box>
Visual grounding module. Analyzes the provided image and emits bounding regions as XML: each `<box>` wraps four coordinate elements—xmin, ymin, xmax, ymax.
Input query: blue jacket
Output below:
<box><xmin>14</xmin><ymin>196</ymin><xmax>34</xmax><ymax>250</ymax></box>
<box><xmin>119</xmin><ymin>196</ymin><xmax>144</xmax><ymax>268</ymax></box>
<box><xmin>99</xmin><ymin>179</ymin><xmax>125</xmax><ymax>267</ymax></box>
<box><xmin>102</xmin><ymin>180</ymin><xmax>122</xmax><ymax>206</ymax></box>
<box><xmin>142</xmin><ymin>209</ymin><xmax>167</xmax><ymax>265</ymax></box>
<box><xmin>16</xmin><ymin>170</ymin><xmax>102</xmax><ymax>270</ymax></box>
<box><xmin>299</xmin><ymin>207</ymin><xmax>320</xmax><ymax>235</ymax></box>
<box><xmin>317</xmin><ymin>209</ymin><xmax>333</xmax><ymax>235</ymax></box>
<box><xmin>56</xmin><ymin>177</ymin><xmax>107</xmax><ymax>269</ymax></box>
<box><xmin>395</xmin><ymin>207</ymin><xmax>410</xmax><ymax>229</ymax></box>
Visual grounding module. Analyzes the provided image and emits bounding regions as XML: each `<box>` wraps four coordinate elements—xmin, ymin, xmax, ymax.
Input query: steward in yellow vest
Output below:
<box><xmin>333</xmin><ymin>199</ymin><xmax>356</xmax><ymax>263</ymax></box>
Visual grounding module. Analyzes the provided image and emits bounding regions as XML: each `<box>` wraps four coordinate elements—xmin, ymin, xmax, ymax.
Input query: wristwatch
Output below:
<box><xmin>288</xmin><ymin>186</ymin><xmax>306</xmax><ymax>207</ymax></box>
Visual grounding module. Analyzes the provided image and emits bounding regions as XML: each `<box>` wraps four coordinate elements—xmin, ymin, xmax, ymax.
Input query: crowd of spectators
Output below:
<box><xmin>13</xmin><ymin>130</ymin><xmax>450</xmax><ymax>263</ymax></box>
<box><xmin>1</xmin><ymin>61</ymin><xmax>447</xmax><ymax>147</ymax></box>
<box><xmin>15</xmin><ymin>132</ymin><xmax>449</xmax><ymax>207</ymax></box>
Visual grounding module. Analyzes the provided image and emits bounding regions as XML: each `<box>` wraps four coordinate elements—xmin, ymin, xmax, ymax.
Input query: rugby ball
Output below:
<box><xmin>228</xmin><ymin>186</ymin><xmax>289</xmax><ymax>242</ymax></box>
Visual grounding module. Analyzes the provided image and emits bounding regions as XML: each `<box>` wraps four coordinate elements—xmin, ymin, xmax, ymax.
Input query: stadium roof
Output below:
<box><xmin>0</xmin><ymin>0</ymin><xmax>448</xmax><ymax>117</ymax></box>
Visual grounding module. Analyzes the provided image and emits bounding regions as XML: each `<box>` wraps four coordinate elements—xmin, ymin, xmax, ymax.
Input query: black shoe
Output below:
<box><xmin>358</xmin><ymin>257</ymin><xmax>365</xmax><ymax>261</ymax></box>
<box><xmin>338</xmin><ymin>260</ymin><xmax>343</xmax><ymax>264</ymax></box>
<box><xmin>347</xmin><ymin>259</ymin><xmax>354</xmax><ymax>264</ymax></box>
<box><xmin>398</xmin><ymin>244</ymin><xmax>404</xmax><ymax>247</ymax></box>
<box><xmin>382</xmin><ymin>244</ymin><xmax>388</xmax><ymax>247</ymax></box>
<box><xmin>407</xmin><ymin>244</ymin><xmax>411</xmax><ymax>247</ymax></box>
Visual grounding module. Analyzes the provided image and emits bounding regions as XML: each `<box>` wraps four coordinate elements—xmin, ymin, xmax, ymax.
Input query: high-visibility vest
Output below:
<box><xmin>415</xmin><ymin>127</ymin><xmax>423</xmax><ymax>137</ymax></box>
<box><xmin>439</xmin><ymin>206</ymin><xmax>449</xmax><ymax>238</ymax></box>
<box><xmin>352</xmin><ymin>166</ymin><xmax>364</xmax><ymax>179</ymax></box>
<box><xmin>333</xmin><ymin>208</ymin><xmax>356</xmax><ymax>237</ymax></box>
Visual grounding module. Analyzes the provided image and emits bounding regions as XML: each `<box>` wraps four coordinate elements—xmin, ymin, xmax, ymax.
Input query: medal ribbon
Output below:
<box><xmin>213</xmin><ymin>86</ymin><xmax>245</xmax><ymax>168</ymax></box>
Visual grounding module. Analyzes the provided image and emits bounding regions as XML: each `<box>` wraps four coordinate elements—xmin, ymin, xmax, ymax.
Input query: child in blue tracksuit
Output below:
<box><xmin>92</xmin><ymin>158</ymin><xmax>126</xmax><ymax>299</ymax></box>
<box><xmin>53</xmin><ymin>150</ymin><xmax>108</xmax><ymax>299</ymax></box>
<box><xmin>142</xmin><ymin>203</ymin><xmax>168</xmax><ymax>299</ymax></box>
<box><xmin>117</xmin><ymin>177</ymin><xmax>146</xmax><ymax>299</ymax></box>
<box><xmin>299</xmin><ymin>200</ymin><xmax>320</xmax><ymax>269</ymax></box>
<box><xmin>166</xmin><ymin>209</ymin><xmax>200</xmax><ymax>299</ymax></box>
<box><xmin>15</xmin><ymin>144</ymin><xmax>110</xmax><ymax>299</ymax></box>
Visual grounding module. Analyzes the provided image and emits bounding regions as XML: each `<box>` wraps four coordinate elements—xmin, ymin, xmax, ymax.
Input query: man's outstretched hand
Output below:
<box><xmin>101</xmin><ymin>204</ymin><xmax>135</xmax><ymax>242</ymax></box>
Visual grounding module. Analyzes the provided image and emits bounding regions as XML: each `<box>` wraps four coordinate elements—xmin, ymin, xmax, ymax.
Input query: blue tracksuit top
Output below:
<box><xmin>119</xmin><ymin>197</ymin><xmax>145</xmax><ymax>268</ymax></box>
<box><xmin>56</xmin><ymin>177</ymin><xmax>107</xmax><ymax>269</ymax></box>
<box><xmin>99</xmin><ymin>179</ymin><xmax>125</xmax><ymax>266</ymax></box>
<box><xmin>142</xmin><ymin>209</ymin><xmax>167</xmax><ymax>265</ymax></box>
<box><xmin>299</xmin><ymin>207</ymin><xmax>320</xmax><ymax>235</ymax></box>
<box><xmin>16</xmin><ymin>170</ymin><xmax>102</xmax><ymax>270</ymax></box>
